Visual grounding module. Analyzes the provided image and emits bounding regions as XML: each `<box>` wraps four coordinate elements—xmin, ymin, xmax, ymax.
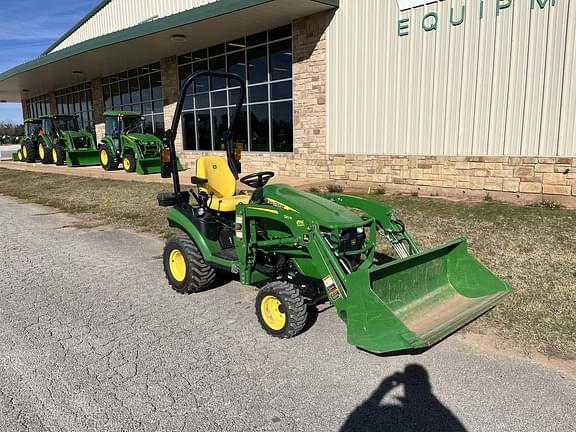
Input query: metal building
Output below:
<box><xmin>0</xmin><ymin>0</ymin><xmax>574</xmax><ymax>204</ymax></box>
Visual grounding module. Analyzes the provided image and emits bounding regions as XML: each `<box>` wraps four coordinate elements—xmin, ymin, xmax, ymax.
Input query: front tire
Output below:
<box><xmin>122</xmin><ymin>153</ymin><xmax>136</xmax><ymax>173</ymax></box>
<box><xmin>52</xmin><ymin>143</ymin><xmax>65</xmax><ymax>166</ymax></box>
<box><xmin>163</xmin><ymin>235</ymin><xmax>216</xmax><ymax>294</ymax></box>
<box><xmin>255</xmin><ymin>281</ymin><xmax>308</xmax><ymax>338</ymax></box>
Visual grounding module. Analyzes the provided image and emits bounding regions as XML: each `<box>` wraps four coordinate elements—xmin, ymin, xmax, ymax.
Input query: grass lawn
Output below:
<box><xmin>0</xmin><ymin>168</ymin><xmax>574</xmax><ymax>358</ymax></box>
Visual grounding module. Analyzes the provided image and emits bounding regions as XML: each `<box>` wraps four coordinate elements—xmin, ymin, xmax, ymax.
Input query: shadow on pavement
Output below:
<box><xmin>340</xmin><ymin>364</ymin><xmax>467</xmax><ymax>432</ymax></box>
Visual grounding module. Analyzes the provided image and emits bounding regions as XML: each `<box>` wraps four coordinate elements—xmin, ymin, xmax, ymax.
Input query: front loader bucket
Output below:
<box><xmin>66</xmin><ymin>150</ymin><xmax>100</xmax><ymax>167</ymax></box>
<box><xmin>345</xmin><ymin>238</ymin><xmax>511</xmax><ymax>353</ymax></box>
<box><xmin>136</xmin><ymin>157</ymin><xmax>184</xmax><ymax>175</ymax></box>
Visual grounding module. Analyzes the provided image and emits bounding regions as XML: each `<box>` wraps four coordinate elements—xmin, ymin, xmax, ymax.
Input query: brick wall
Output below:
<box><xmin>91</xmin><ymin>79</ymin><xmax>105</xmax><ymax>143</ymax></box>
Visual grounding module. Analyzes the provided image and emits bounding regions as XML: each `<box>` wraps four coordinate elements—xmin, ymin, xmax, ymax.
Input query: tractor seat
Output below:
<box><xmin>195</xmin><ymin>156</ymin><xmax>249</xmax><ymax>212</ymax></box>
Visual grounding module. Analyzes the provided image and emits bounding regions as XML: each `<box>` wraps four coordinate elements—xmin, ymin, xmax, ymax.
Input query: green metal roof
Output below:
<box><xmin>103</xmin><ymin>111</ymin><xmax>142</xmax><ymax>117</ymax></box>
<box><xmin>1</xmin><ymin>0</ymin><xmax>338</xmax><ymax>82</ymax></box>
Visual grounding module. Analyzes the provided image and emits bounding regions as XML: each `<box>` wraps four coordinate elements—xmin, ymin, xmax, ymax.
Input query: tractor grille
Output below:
<box><xmin>138</xmin><ymin>141</ymin><xmax>159</xmax><ymax>158</ymax></box>
<box><xmin>72</xmin><ymin>137</ymin><xmax>90</xmax><ymax>149</ymax></box>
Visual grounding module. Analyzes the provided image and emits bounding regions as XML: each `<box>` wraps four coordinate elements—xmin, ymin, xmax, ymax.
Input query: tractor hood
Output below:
<box><xmin>263</xmin><ymin>184</ymin><xmax>365</xmax><ymax>229</ymax></box>
<box><xmin>123</xmin><ymin>133</ymin><xmax>161</xmax><ymax>143</ymax></box>
<box><xmin>59</xmin><ymin>130</ymin><xmax>92</xmax><ymax>139</ymax></box>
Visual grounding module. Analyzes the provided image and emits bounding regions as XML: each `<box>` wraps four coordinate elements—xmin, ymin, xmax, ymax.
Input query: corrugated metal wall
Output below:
<box><xmin>327</xmin><ymin>0</ymin><xmax>576</xmax><ymax>157</ymax></box>
<box><xmin>52</xmin><ymin>0</ymin><xmax>218</xmax><ymax>52</ymax></box>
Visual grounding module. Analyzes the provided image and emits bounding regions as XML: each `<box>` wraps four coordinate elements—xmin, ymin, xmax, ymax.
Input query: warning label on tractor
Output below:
<box><xmin>323</xmin><ymin>275</ymin><xmax>341</xmax><ymax>301</ymax></box>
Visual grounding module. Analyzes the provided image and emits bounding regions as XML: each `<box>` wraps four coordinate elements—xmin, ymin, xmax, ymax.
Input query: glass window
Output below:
<box><xmin>102</xmin><ymin>62</ymin><xmax>165</xmax><ymax>135</ymax></box>
<box><xmin>183</xmin><ymin>113</ymin><xmax>196</xmax><ymax>150</ymax></box>
<box><xmin>269</xmin><ymin>25</ymin><xmax>291</xmax><ymax>41</ymax></box>
<box><xmin>105</xmin><ymin>117</ymin><xmax>119</xmax><ymax>138</ymax></box>
<box><xmin>227</xmin><ymin>51</ymin><xmax>246</xmax><ymax>81</ymax></box>
<box><xmin>271</xmin><ymin>81</ymin><xmax>292</xmax><ymax>100</ymax></box>
<box><xmin>249</xmin><ymin>104</ymin><xmax>269</xmax><ymax>152</ymax></box>
<box><xmin>247</xmin><ymin>46</ymin><xmax>267</xmax><ymax>84</ymax></box>
<box><xmin>249</xmin><ymin>85</ymin><xmax>268</xmax><ymax>103</ymax></box>
<box><xmin>176</xmin><ymin>26</ymin><xmax>292</xmax><ymax>153</ymax></box>
<box><xmin>209</xmin><ymin>56</ymin><xmax>226</xmax><ymax>90</ymax></box>
<box><xmin>196</xmin><ymin>110</ymin><xmax>212</xmax><ymax>150</ymax></box>
<box><xmin>247</xmin><ymin>31</ymin><xmax>267</xmax><ymax>47</ymax></box>
<box><xmin>212</xmin><ymin>108</ymin><xmax>228</xmax><ymax>151</ymax></box>
<box><xmin>271</xmin><ymin>101</ymin><xmax>293</xmax><ymax>152</ymax></box>
<box><xmin>270</xmin><ymin>39</ymin><xmax>292</xmax><ymax>81</ymax></box>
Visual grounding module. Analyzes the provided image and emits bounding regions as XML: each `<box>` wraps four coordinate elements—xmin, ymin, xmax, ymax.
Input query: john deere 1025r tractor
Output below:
<box><xmin>12</xmin><ymin>118</ymin><xmax>42</xmax><ymax>162</ymax></box>
<box><xmin>99</xmin><ymin>111</ymin><xmax>182</xmax><ymax>174</ymax></box>
<box><xmin>37</xmin><ymin>115</ymin><xmax>99</xmax><ymax>167</ymax></box>
<box><xmin>157</xmin><ymin>72</ymin><xmax>512</xmax><ymax>354</ymax></box>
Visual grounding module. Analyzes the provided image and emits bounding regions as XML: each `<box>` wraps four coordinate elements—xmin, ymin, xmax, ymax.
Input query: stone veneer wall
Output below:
<box><xmin>91</xmin><ymin>79</ymin><xmax>105</xmax><ymax>143</ymax></box>
<box><xmin>161</xmin><ymin>11</ymin><xmax>576</xmax><ymax>207</ymax></box>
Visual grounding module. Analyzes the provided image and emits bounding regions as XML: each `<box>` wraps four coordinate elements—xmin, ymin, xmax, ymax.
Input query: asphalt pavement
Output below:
<box><xmin>0</xmin><ymin>194</ymin><xmax>574</xmax><ymax>432</ymax></box>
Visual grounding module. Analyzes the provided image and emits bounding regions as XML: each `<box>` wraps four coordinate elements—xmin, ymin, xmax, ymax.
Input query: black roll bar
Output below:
<box><xmin>164</xmin><ymin>71</ymin><xmax>246</xmax><ymax>203</ymax></box>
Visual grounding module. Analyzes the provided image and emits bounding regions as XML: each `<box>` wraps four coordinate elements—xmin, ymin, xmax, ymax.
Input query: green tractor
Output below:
<box><xmin>157</xmin><ymin>71</ymin><xmax>512</xmax><ymax>354</ymax></box>
<box><xmin>12</xmin><ymin>118</ymin><xmax>42</xmax><ymax>162</ymax></box>
<box><xmin>99</xmin><ymin>111</ymin><xmax>182</xmax><ymax>174</ymax></box>
<box><xmin>36</xmin><ymin>115</ymin><xmax>99</xmax><ymax>167</ymax></box>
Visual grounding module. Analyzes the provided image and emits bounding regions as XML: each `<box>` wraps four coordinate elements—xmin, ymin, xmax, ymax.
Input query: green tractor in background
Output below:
<box><xmin>157</xmin><ymin>71</ymin><xmax>512</xmax><ymax>354</ymax></box>
<box><xmin>12</xmin><ymin>118</ymin><xmax>42</xmax><ymax>162</ymax></box>
<box><xmin>37</xmin><ymin>115</ymin><xmax>99</xmax><ymax>167</ymax></box>
<box><xmin>98</xmin><ymin>111</ymin><xmax>182</xmax><ymax>174</ymax></box>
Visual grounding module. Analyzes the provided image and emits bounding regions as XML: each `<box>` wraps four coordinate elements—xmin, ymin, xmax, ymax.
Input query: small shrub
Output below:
<box><xmin>484</xmin><ymin>193</ymin><xmax>493</xmax><ymax>202</ymax></box>
<box><xmin>411</xmin><ymin>192</ymin><xmax>419</xmax><ymax>197</ymax></box>
<box><xmin>327</xmin><ymin>184</ymin><xmax>344</xmax><ymax>193</ymax></box>
<box><xmin>374</xmin><ymin>186</ymin><xmax>386</xmax><ymax>195</ymax></box>
<box><xmin>309</xmin><ymin>187</ymin><xmax>320</xmax><ymax>194</ymax></box>
<box><xmin>530</xmin><ymin>200</ymin><xmax>562</xmax><ymax>210</ymax></box>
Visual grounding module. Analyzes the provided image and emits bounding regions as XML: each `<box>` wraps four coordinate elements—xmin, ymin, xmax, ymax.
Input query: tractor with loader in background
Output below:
<box><xmin>37</xmin><ymin>115</ymin><xmax>99</xmax><ymax>167</ymax></box>
<box><xmin>98</xmin><ymin>111</ymin><xmax>182</xmax><ymax>174</ymax></box>
<box><xmin>157</xmin><ymin>71</ymin><xmax>512</xmax><ymax>354</ymax></box>
<box><xmin>12</xmin><ymin>118</ymin><xmax>42</xmax><ymax>162</ymax></box>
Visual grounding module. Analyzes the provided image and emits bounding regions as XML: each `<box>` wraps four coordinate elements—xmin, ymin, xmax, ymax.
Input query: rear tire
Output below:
<box><xmin>163</xmin><ymin>235</ymin><xmax>216</xmax><ymax>294</ymax></box>
<box><xmin>39</xmin><ymin>142</ymin><xmax>53</xmax><ymax>164</ymax></box>
<box><xmin>122</xmin><ymin>153</ymin><xmax>136</xmax><ymax>173</ymax></box>
<box><xmin>255</xmin><ymin>281</ymin><xmax>308</xmax><ymax>338</ymax></box>
<box><xmin>99</xmin><ymin>145</ymin><xmax>117</xmax><ymax>171</ymax></box>
<box><xmin>22</xmin><ymin>140</ymin><xmax>35</xmax><ymax>163</ymax></box>
<box><xmin>52</xmin><ymin>142</ymin><xmax>65</xmax><ymax>166</ymax></box>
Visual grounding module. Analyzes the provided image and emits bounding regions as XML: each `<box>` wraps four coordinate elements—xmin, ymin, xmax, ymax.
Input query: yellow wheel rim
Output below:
<box><xmin>52</xmin><ymin>149</ymin><xmax>57</xmax><ymax>162</ymax></box>
<box><xmin>39</xmin><ymin>145</ymin><xmax>45</xmax><ymax>159</ymax></box>
<box><xmin>100</xmin><ymin>149</ymin><xmax>108</xmax><ymax>166</ymax></box>
<box><xmin>260</xmin><ymin>295</ymin><xmax>286</xmax><ymax>331</ymax></box>
<box><xmin>17</xmin><ymin>151</ymin><xmax>22</xmax><ymax>161</ymax></box>
<box><xmin>123</xmin><ymin>157</ymin><xmax>131</xmax><ymax>171</ymax></box>
<box><xmin>23</xmin><ymin>146</ymin><xmax>27</xmax><ymax>158</ymax></box>
<box><xmin>169</xmin><ymin>249</ymin><xmax>186</xmax><ymax>282</ymax></box>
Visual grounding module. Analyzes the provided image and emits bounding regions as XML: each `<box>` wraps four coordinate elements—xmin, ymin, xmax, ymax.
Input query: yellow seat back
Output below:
<box><xmin>196</xmin><ymin>156</ymin><xmax>237</xmax><ymax>198</ymax></box>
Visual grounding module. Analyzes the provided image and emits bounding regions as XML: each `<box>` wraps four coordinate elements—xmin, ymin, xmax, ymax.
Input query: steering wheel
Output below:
<box><xmin>240</xmin><ymin>171</ymin><xmax>275</xmax><ymax>189</ymax></box>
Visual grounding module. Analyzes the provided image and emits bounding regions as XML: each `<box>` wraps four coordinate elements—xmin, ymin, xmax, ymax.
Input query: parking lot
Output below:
<box><xmin>1</xmin><ymin>194</ymin><xmax>575</xmax><ymax>431</ymax></box>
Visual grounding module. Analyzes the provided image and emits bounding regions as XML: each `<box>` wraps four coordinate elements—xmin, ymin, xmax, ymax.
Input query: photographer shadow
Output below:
<box><xmin>340</xmin><ymin>364</ymin><xmax>467</xmax><ymax>432</ymax></box>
